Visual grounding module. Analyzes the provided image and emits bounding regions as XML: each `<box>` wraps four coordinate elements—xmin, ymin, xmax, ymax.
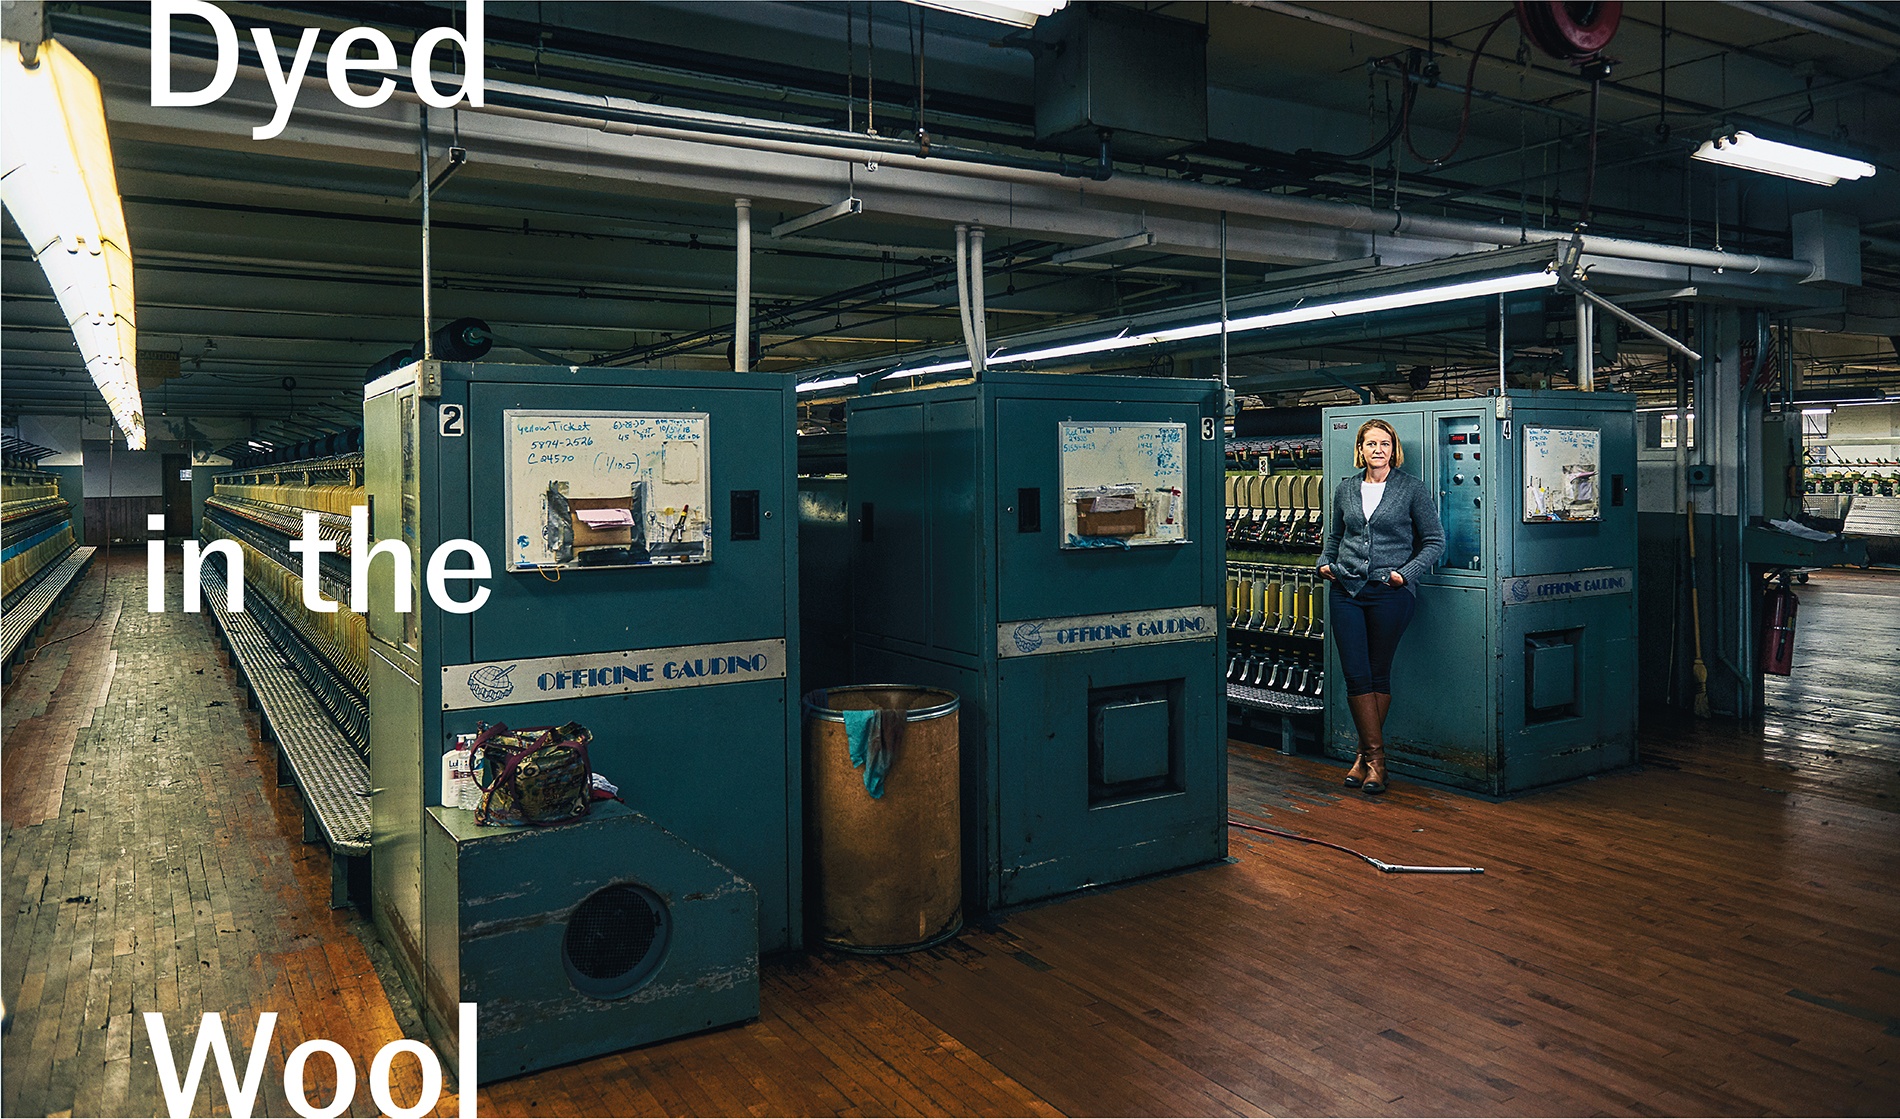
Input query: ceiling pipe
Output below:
<box><xmin>68</xmin><ymin>27</ymin><xmax>1814</xmax><ymax>281</ymax></box>
<box><xmin>734</xmin><ymin>198</ymin><xmax>752</xmax><ymax>373</ymax></box>
<box><xmin>954</xmin><ymin>224</ymin><xmax>977</xmax><ymax>370</ymax></box>
<box><xmin>969</xmin><ymin>225</ymin><xmax>987</xmax><ymax>374</ymax></box>
<box><xmin>471</xmin><ymin>77</ymin><xmax>1814</xmax><ymax>279</ymax></box>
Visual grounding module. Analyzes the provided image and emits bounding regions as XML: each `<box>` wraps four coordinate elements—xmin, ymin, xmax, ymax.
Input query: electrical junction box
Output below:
<box><xmin>1321</xmin><ymin>391</ymin><xmax>1638</xmax><ymax>795</ymax></box>
<box><xmin>365</xmin><ymin>361</ymin><xmax>799</xmax><ymax>1070</ymax></box>
<box><xmin>847</xmin><ymin>370</ymin><xmax>1226</xmax><ymax>912</ymax></box>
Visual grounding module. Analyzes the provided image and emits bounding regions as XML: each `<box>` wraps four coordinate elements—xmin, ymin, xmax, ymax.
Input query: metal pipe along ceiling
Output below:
<box><xmin>63</xmin><ymin>22</ymin><xmax>1817</xmax><ymax>282</ymax></box>
<box><xmin>473</xmin><ymin>77</ymin><xmax>1815</xmax><ymax>279</ymax></box>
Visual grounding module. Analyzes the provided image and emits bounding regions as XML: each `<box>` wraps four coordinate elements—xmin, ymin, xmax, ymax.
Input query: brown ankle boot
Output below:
<box><xmin>1344</xmin><ymin>694</ymin><xmax>1380</xmax><ymax>788</ymax></box>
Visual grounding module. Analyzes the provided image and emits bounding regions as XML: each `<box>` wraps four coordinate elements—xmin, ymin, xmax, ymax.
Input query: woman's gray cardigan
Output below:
<box><xmin>1316</xmin><ymin>469</ymin><xmax>1446</xmax><ymax>596</ymax></box>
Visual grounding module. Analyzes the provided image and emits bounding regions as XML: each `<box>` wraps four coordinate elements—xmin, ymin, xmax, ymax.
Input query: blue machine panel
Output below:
<box><xmin>1094</xmin><ymin>698</ymin><xmax>1172</xmax><ymax>784</ymax></box>
<box><xmin>422</xmin><ymin>802</ymin><xmax>759</xmax><ymax>1084</ymax></box>
<box><xmin>368</xmin><ymin>361</ymin><xmax>799</xmax><ymax>1078</ymax></box>
<box><xmin>850</xmin><ymin>372</ymin><xmax>1225</xmax><ymax>911</ymax></box>
<box><xmin>1321</xmin><ymin>391</ymin><xmax>1637</xmax><ymax>795</ymax></box>
<box><xmin>1436</xmin><ymin>415</ymin><xmax>1485</xmax><ymax>573</ymax></box>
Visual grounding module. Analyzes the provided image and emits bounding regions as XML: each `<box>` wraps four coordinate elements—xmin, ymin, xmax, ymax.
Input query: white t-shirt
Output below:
<box><xmin>1360</xmin><ymin>479</ymin><xmax>1387</xmax><ymax>520</ymax></box>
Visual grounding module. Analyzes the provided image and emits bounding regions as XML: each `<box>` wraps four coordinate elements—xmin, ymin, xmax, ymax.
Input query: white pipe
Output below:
<box><xmin>462</xmin><ymin>80</ymin><xmax>1816</xmax><ymax>279</ymax></box>
<box><xmin>734</xmin><ymin>197</ymin><xmax>751</xmax><ymax>372</ymax></box>
<box><xmin>954</xmin><ymin>224</ymin><xmax>977</xmax><ymax>370</ymax></box>
<box><xmin>969</xmin><ymin>225</ymin><xmax>986</xmax><ymax>373</ymax></box>
<box><xmin>83</xmin><ymin>34</ymin><xmax>1815</xmax><ymax>284</ymax></box>
<box><xmin>420</xmin><ymin>109</ymin><xmax>433</xmax><ymax>359</ymax></box>
<box><xmin>1219</xmin><ymin>212</ymin><xmax>1230</xmax><ymax>390</ymax></box>
<box><xmin>1576</xmin><ymin>296</ymin><xmax>1595</xmax><ymax>392</ymax></box>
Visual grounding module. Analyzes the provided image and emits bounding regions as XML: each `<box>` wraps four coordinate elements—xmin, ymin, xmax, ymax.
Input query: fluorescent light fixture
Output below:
<box><xmin>1</xmin><ymin>38</ymin><xmax>146</xmax><ymax>448</ymax></box>
<box><xmin>1801</xmin><ymin>407</ymin><xmax>1835</xmax><ymax>416</ymax></box>
<box><xmin>1050</xmin><ymin>231</ymin><xmax>1156</xmax><ymax>266</ymax></box>
<box><xmin>907</xmin><ymin>1</ymin><xmax>1068</xmax><ymax>28</ymax></box>
<box><xmin>1691</xmin><ymin>131</ymin><xmax>1876</xmax><ymax>187</ymax></box>
<box><xmin>770</xmin><ymin>197</ymin><xmax>863</xmax><ymax>239</ymax></box>
<box><xmin>984</xmin><ymin>270</ymin><xmax>1560</xmax><ymax>366</ymax></box>
<box><xmin>796</xmin><ymin>375</ymin><xmax>859</xmax><ymax>395</ymax></box>
<box><xmin>817</xmin><ymin>268</ymin><xmax>1560</xmax><ymax>389</ymax></box>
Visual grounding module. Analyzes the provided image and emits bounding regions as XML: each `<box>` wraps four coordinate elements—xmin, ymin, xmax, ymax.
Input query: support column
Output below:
<box><xmin>734</xmin><ymin>198</ymin><xmax>752</xmax><ymax>372</ymax></box>
<box><xmin>1690</xmin><ymin>304</ymin><xmax>1760</xmax><ymax>718</ymax></box>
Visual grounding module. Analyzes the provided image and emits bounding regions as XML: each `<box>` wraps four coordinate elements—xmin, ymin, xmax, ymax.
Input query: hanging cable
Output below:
<box><xmin>1301</xmin><ymin>61</ymin><xmax>1416</xmax><ymax>164</ymax></box>
<box><xmin>1579</xmin><ymin>69</ymin><xmax>1603</xmax><ymax>226</ymax></box>
<box><xmin>1229</xmin><ymin>818</ymin><xmax>1485</xmax><ymax>874</ymax></box>
<box><xmin>1404</xmin><ymin>11</ymin><xmax>1515</xmax><ymax>168</ymax></box>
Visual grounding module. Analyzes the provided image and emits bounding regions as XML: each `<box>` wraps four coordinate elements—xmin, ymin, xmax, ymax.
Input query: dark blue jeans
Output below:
<box><xmin>1329</xmin><ymin>581</ymin><xmax>1417</xmax><ymax>696</ymax></box>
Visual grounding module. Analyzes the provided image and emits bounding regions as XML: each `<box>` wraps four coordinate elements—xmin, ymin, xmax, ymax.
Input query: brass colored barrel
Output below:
<box><xmin>803</xmin><ymin>686</ymin><xmax>962</xmax><ymax>953</ymax></box>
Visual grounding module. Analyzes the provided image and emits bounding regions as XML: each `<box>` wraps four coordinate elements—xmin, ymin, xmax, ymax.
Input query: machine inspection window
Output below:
<box><xmin>504</xmin><ymin>409</ymin><xmax>713</xmax><ymax>570</ymax></box>
<box><xmin>1522</xmin><ymin>426</ymin><xmax>1602</xmax><ymax>523</ymax></box>
<box><xmin>1058</xmin><ymin>421</ymin><xmax>1190</xmax><ymax>548</ymax></box>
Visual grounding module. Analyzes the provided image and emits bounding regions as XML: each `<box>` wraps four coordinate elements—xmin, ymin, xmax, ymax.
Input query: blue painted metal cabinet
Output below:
<box><xmin>848</xmin><ymin>371</ymin><xmax>1227</xmax><ymax>911</ymax></box>
<box><xmin>365</xmin><ymin>361</ymin><xmax>799</xmax><ymax>1077</ymax></box>
<box><xmin>1321</xmin><ymin>391</ymin><xmax>1639</xmax><ymax>794</ymax></box>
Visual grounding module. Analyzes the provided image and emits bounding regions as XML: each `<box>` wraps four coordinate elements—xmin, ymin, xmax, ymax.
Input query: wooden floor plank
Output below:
<box><xmin>4</xmin><ymin>554</ymin><xmax>1897</xmax><ymax>1117</ymax></box>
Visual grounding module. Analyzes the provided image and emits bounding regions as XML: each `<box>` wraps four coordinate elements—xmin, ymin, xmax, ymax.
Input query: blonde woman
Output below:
<box><xmin>1317</xmin><ymin>419</ymin><xmax>1444</xmax><ymax>794</ymax></box>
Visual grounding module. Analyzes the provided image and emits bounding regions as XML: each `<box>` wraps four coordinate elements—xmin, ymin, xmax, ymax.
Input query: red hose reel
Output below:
<box><xmin>1515</xmin><ymin>1</ymin><xmax>1623</xmax><ymax>63</ymax></box>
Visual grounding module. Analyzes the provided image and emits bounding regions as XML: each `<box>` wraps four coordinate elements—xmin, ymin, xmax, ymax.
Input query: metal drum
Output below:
<box><xmin>803</xmin><ymin>685</ymin><xmax>962</xmax><ymax>953</ymax></box>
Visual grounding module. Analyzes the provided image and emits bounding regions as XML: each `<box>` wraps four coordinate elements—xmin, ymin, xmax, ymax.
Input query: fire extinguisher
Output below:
<box><xmin>1759</xmin><ymin>581</ymin><xmax>1799</xmax><ymax>676</ymax></box>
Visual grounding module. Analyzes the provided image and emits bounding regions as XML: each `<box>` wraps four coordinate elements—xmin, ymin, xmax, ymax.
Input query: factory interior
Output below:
<box><xmin>3</xmin><ymin>1</ymin><xmax>1898</xmax><ymax>1115</ymax></box>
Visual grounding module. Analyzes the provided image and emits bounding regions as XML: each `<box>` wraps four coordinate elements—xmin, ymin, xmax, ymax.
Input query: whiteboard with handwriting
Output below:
<box><xmin>1057</xmin><ymin>421</ymin><xmax>1189</xmax><ymax>546</ymax></box>
<box><xmin>1521</xmin><ymin>425</ymin><xmax>1602</xmax><ymax>522</ymax></box>
<box><xmin>503</xmin><ymin>409</ymin><xmax>711</xmax><ymax>570</ymax></box>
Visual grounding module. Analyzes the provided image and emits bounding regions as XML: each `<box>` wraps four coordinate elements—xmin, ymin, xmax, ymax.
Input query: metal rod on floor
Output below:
<box><xmin>1228</xmin><ymin>819</ymin><xmax>1485</xmax><ymax>874</ymax></box>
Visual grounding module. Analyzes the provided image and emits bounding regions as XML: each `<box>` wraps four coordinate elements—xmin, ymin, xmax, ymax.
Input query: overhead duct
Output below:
<box><xmin>1033</xmin><ymin>4</ymin><xmax>1209</xmax><ymax>159</ymax></box>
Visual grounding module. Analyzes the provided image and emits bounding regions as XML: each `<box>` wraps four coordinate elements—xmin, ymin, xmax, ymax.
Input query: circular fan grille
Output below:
<box><xmin>562</xmin><ymin>883</ymin><xmax>670</xmax><ymax>998</ymax></box>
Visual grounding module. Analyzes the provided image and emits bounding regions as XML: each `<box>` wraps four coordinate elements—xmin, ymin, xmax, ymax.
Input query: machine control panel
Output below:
<box><xmin>1437</xmin><ymin>416</ymin><xmax>1484</xmax><ymax>572</ymax></box>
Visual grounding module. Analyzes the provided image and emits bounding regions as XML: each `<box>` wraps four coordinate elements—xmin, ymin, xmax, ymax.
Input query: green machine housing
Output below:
<box><xmin>364</xmin><ymin>361</ymin><xmax>799</xmax><ymax>1078</ymax></box>
<box><xmin>1320</xmin><ymin>390</ymin><xmax>1638</xmax><ymax>795</ymax></box>
<box><xmin>847</xmin><ymin>371</ymin><xmax>1227</xmax><ymax>911</ymax></box>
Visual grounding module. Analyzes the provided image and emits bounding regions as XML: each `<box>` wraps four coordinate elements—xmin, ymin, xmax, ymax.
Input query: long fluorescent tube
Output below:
<box><xmin>908</xmin><ymin>1</ymin><xmax>1068</xmax><ymax>28</ymax></box>
<box><xmin>1</xmin><ymin>38</ymin><xmax>146</xmax><ymax>448</ymax></box>
<box><xmin>1691</xmin><ymin>131</ymin><xmax>1876</xmax><ymax>186</ymax></box>
<box><xmin>998</xmin><ymin>270</ymin><xmax>1560</xmax><ymax>363</ymax></box>
<box><xmin>796</xmin><ymin>375</ymin><xmax>859</xmax><ymax>395</ymax></box>
<box><xmin>805</xmin><ymin>269</ymin><xmax>1559</xmax><ymax>391</ymax></box>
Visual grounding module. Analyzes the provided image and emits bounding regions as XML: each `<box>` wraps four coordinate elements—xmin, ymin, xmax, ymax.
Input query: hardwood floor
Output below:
<box><xmin>4</xmin><ymin>555</ymin><xmax>1895</xmax><ymax>1116</ymax></box>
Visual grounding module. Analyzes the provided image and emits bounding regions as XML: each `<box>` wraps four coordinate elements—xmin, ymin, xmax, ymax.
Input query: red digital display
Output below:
<box><xmin>1449</xmin><ymin>433</ymin><xmax>1468</xmax><ymax>444</ymax></box>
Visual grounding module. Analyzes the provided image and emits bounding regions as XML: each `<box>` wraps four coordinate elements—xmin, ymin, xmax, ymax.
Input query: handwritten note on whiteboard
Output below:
<box><xmin>503</xmin><ymin>409</ymin><xmax>712</xmax><ymax>570</ymax></box>
<box><xmin>1057</xmin><ymin>421</ymin><xmax>1190</xmax><ymax>547</ymax></box>
<box><xmin>1522</xmin><ymin>425</ymin><xmax>1602</xmax><ymax>523</ymax></box>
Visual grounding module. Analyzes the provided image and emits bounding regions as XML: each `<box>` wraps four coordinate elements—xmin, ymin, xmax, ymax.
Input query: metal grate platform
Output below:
<box><xmin>200</xmin><ymin>565</ymin><xmax>371</xmax><ymax>865</ymax></box>
<box><xmin>1227</xmin><ymin>682</ymin><xmax>1323</xmax><ymax>715</ymax></box>
<box><xmin>2</xmin><ymin>546</ymin><xmax>95</xmax><ymax>667</ymax></box>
